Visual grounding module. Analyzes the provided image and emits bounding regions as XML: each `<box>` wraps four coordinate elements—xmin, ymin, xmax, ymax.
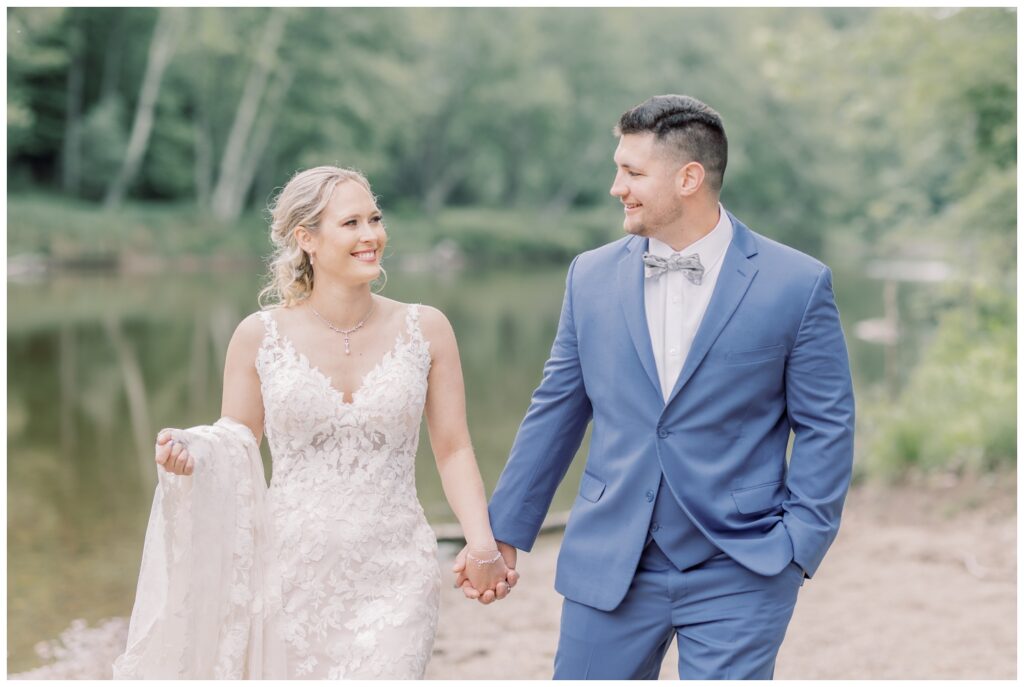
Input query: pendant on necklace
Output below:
<box><xmin>309</xmin><ymin>302</ymin><xmax>373</xmax><ymax>356</ymax></box>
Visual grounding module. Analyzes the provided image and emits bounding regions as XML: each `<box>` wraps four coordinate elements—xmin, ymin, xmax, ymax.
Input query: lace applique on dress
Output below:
<box><xmin>255</xmin><ymin>304</ymin><xmax>440</xmax><ymax>679</ymax></box>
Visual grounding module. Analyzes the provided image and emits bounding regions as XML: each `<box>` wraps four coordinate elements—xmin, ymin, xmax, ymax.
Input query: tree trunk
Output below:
<box><xmin>256</xmin><ymin>144</ymin><xmax>279</xmax><ymax>210</ymax></box>
<box><xmin>419</xmin><ymin>103</ymin><xmax>466</xmax><ymax>215</ymax></box>
<box><xmin>61</xmin><ymin>21</ymin><xmax>84</xmax><ymax>194</ymax></box>
<box><xmin>104</xmin><ymin>8</ymin><xmax>187</xmax><ymax>209</ymax></box>
<box><xmin>423</xmin><ymin>163</ymin><xmax>464</xmax><ymax>216</ymax></box>
<box><xmin>193</xmin><ymin>94</ymin><xmax>214</xmax><ymax>207</ymax></box>
<box><xmin>210</xmin><ymin>8</ymin><xmax>289</xmax><ymax>222</ymax></box>
<box><xmin>100</xmin><ymin>11</ymin><xmax>124</xmax><ymax>102</ymax></box>
<box><xmin>223</xmin><ymin>67</ymin><xmax>294</xmax><ymax>220</ymax></box>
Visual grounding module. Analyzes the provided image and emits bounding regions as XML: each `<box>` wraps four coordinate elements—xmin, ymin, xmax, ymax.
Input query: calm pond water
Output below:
<box><xmin>7</xmin><ymin>259</ymin><xmax>908</xmax><ymax>671</ymax></box>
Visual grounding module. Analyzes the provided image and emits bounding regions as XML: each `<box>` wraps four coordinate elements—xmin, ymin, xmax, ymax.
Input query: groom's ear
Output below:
<box><xmin>675</xmin><ymin>160</ymin><xmax>706</xmax><ymax>197</ymax></box>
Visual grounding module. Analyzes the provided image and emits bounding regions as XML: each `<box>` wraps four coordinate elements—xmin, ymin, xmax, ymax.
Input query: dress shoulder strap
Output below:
<box><xmin>404</xmin><ymin>303</ymin><xmax>432</xmax><ymax>350</ymax></box>
<box><xmin>404</xmin><ymin>303</ymin><xmax>421</xmax><ymax>335</ymax></box>
<box><xmin>258</xmin><ymin>309</ymin><xmax>282</xmax><ymax>346</ymax></box>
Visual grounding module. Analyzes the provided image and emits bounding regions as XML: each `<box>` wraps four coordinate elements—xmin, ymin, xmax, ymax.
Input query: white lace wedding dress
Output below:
<box><xmin>256</xmin><ymin>304</ymin><xmax>440</xmax><ymax>679</ymax></box>
<box><xmin>113</xmin><ymin>304</ymin><xmax>441</xmax><ymax>680</ymax></box>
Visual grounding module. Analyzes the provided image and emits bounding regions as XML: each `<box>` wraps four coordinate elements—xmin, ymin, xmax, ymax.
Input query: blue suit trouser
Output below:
<box><xmin>553</xmin><ymin>541</ymin><xmax>804</xmax><ymax>680</ymax></box>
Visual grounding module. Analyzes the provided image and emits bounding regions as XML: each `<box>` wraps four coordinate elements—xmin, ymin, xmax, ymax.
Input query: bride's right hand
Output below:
<box><xmin>155</xmin><ymin>429</ymin><xmax>194</xmax><ymax>476</ymax></box>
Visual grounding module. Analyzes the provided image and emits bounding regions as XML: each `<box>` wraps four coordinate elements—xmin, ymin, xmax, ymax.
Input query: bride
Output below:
<box><xmin>115</xmin><ymin>166</ymin><xmax>517</xmax><ymax>679</ymax></box>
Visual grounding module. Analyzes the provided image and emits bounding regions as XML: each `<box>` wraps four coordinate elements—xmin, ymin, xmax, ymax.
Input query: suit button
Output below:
<box><xmin>651</xmin><ymin>522</ymin><xmax>660</xmax><ymax>532</ymax></box>
<box><xmin>645</xmin><ymin>490</ymin><xmax>655</xmax><ymax>502</ymax></box>
<box><xmin>658</xmin><ymin>429</ymin><xmax>669</xmax><ymax>438</ymax></box>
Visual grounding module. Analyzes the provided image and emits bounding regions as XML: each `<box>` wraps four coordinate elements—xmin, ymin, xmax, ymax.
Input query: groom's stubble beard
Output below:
<box><xmin>623</xmin><ymin>198</ymin><xmax>685</xmax><ymax>242</ymax></box>
<box><xmin>623</xmin><ymin>217</ymin><xmax>648</xmax><ymax>237</ymax></box>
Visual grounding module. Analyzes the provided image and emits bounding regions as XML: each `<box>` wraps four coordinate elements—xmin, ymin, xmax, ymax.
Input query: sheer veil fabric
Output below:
<box><xmin>113</xmin><ymin>417</ymin><xmax>287</xmax><ymax>679</ymax></box>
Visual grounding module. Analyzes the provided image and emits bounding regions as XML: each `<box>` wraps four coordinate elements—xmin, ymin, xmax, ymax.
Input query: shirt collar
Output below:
<box><xmin>648</xmin><ymin>203</ymin><xmax>733</xmax><ymax>270</ymax></box>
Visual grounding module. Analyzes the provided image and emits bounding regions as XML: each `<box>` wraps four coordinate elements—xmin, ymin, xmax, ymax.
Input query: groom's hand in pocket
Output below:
<box><xmin>452</xmin><ymin>541</ymin><xmax>519</xmax><ymax>604</ymax></box>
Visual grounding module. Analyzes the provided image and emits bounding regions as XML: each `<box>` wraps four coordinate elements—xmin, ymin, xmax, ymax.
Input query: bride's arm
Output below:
<box><xmin>421</xmin><ymin>306</ymin><xmax>514</xmax><ymax>600</ymax></box>
<box><xmin>220</xmin><ymin>312</ymin><xmax>267</xmax><ymax>446</ymax></box>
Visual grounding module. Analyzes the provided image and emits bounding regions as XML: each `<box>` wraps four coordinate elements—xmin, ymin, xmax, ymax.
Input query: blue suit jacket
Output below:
<box><xmin>488</xmin><ymin>212</ymin><xmax>855</xmax><ymax>612</ymax></box>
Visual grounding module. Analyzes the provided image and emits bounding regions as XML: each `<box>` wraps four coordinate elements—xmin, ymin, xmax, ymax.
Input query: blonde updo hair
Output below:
<box><xmin>259</xmin><ymin>165</ymin><xmax>376</xmax><ymax>308</ymax></box>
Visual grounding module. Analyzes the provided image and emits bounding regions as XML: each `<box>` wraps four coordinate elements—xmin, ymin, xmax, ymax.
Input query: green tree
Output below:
<box><xmin>863</xmin><ymin>285</ymin><xmax>1016</xmax><ymax>478</ymax></box>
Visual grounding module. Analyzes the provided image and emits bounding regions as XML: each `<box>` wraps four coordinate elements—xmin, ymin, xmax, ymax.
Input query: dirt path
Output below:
<box><xmin>11</xmin><ymin>476</ymin><xmax>1014</xmax><ymax>679</ymax></box>
<box><xmin>427</xmin><ymin>476</ymin><xmax>1016</xmax><ymax>680</ymax></box>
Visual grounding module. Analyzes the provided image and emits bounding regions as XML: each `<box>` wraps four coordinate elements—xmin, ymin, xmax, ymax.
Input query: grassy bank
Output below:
<box><xmin>7</xmin><ymin>193</ymin><xmax>267</xmax><ymax>262</ymax></box>
<box><xmin>7</xmin><ymin>192</ymin><xmax>623</xmax><ymax>267</ymax></box>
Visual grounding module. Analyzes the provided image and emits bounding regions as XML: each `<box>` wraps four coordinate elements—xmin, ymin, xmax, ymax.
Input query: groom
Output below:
<box><xmin>462</xmin><ymin>95</ymin><xmax>855</xmax><ymax>679</ymax></box>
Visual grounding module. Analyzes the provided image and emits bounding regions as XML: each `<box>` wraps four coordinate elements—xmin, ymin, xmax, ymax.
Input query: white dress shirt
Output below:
<box><xmin>644</xmin><ymin>204</ymin><xmax>734</xmax><ymax>401</ymax></box>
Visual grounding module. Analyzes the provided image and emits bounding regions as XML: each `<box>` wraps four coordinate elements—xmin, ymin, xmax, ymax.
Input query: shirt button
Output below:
<box><xmin>669</xmin><ymin>347</ymin><xmax>678</xmax><ymax>356</ymax></box>
<box><xmin>645</xmin><ymin>490</ymin><xmax>655</xmax><ymax>502</ymax></box>
<box><xmin>658</xmin><ymin>429</ymin><xmax>669</xmax><ymax>438</ymax></box>
<box><xmin>672</xmin><ymin>296</ymin><xmax>681</xmax><ymax>304</ymax></box>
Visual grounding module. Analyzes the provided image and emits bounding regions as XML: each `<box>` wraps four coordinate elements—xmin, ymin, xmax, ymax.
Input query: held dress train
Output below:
<box><xmin>115</xmin><ymin>304</ymin><xmax>441</xmax><ymax>679</ymax></box>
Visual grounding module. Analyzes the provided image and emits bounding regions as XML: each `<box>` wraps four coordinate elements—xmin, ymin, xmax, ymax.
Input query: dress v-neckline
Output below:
<box><xmin>266</xmin><ymin>310</ymin><xmax>410</xmax><ymax>407</ymax></box>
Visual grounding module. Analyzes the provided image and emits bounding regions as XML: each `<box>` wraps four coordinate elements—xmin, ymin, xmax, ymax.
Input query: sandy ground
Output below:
<box><xmin>427</xmin><ymin>475</ymin><xmax>1017</xmax><ymax>680</ymax></box>
<box><xmin>11</xmin><ymin>475</ymin><xmax>1015</xmax><ymax>680</ymax></box>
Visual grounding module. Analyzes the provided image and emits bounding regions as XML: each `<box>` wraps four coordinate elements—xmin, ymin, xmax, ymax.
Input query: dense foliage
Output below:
<box><xmin>7</xmin><ymin>7</ymin><xmax>1017</xmax><ymax>478</ymax></box>
<box><xmin>8</xmin><ymin>8</ymin><xmax>1014</xmax><ymax>241</ymax></box>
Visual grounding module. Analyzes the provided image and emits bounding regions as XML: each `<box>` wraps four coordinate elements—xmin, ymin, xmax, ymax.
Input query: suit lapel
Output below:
<box><xmin>664</xmin><ymin>217</ymin><xmax>759</xmax><ymax>408</ymax></box>
<box><xmin>617</xmin><ymin>236</ymin><xmax>662</xmax><ymax>398</ymax></box>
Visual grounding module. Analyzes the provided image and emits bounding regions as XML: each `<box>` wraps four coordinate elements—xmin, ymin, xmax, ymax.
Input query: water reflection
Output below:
<box><xmin>7</xmin><ymin>267</ymin><xmax>581</xmax><ymax>671</ymax></box>
<box><xmin>8</xmin><ymin>262</ymin><xmax>897</xmax><ymax>671</ymax></box>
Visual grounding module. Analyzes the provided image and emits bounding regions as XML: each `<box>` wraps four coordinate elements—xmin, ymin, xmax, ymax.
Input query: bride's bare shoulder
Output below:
<box><xmin>369</xmin><ymin>295</ymin><xmax>418</xmax><ymax>326</ymax></box>
<box><xmin>228</xmin><ymin>309</ymin><xmax>273</xmax><ymax>352</ymax></box>
<box><xmin>378</xmin><ymin>297</ymin><xmax>453</xmax><ymax>346</ymax></box>
<box><xmin>410</xmin><ymin>302</ymin><xmax>457</xmax><ymax>349</ymax></box>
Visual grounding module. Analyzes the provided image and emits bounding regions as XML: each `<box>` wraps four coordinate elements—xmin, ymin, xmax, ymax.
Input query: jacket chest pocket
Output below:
<box><xmin>716</xmin><ymin>344</ymin><xmax>787</xmax><ymax>366</ymax></box>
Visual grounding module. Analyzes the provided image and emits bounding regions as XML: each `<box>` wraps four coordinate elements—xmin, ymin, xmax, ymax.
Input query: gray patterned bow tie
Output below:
<box><xmin>642</xmin><ymin>251</ymin><xmax>705</xmax><ymax>285</ymax></box>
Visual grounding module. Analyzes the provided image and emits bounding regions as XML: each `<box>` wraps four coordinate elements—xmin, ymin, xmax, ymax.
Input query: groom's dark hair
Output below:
<box><xmin>615</xmin><ymin>95</ymin><xmax>728</xmax><ymax>193</ymax></box>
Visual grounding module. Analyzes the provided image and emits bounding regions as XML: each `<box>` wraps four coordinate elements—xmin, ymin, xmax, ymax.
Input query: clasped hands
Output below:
<box><xmin>451</xmin><ymin>541</ymin><xmax>519</xmax><ymax>604</ymax></box>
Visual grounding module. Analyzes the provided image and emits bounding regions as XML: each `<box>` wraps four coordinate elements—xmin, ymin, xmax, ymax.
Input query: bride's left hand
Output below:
<box><xmin>453</xmin><ymin>543</ymin><xmax>519</xmax><ymax>604</ymax></box>
<box><xmin>463</xmin><ymin>548</ymin><xmax>510</xmax><ymax>603</ymax></box>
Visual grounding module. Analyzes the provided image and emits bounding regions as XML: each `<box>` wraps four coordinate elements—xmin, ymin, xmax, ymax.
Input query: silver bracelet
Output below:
<box><xmin>466</xmin><ymin>550</ymin><xmax>503</xmax><ymax>567</ymax></box>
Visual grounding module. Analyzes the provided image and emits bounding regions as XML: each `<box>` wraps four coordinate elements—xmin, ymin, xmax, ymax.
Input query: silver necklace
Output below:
<box><xmin>310</xmin><ymin>299</ymin><xmax>376</xmax><ymax>355</ymax></box>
